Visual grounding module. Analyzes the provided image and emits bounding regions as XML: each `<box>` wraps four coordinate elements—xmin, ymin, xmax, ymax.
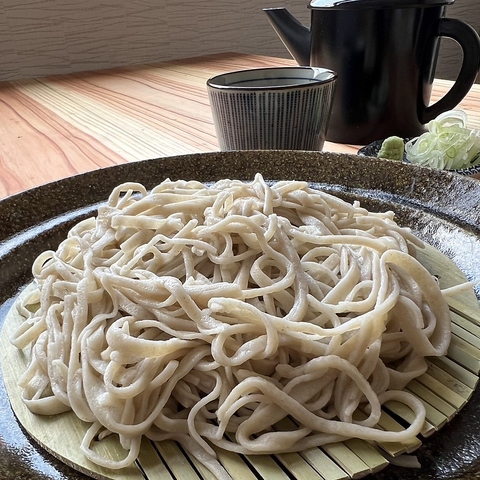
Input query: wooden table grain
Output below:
<box><xmin>0</xmin><ymin>52</ymin><xmax>479</xmax><ymax>200</ymax></box>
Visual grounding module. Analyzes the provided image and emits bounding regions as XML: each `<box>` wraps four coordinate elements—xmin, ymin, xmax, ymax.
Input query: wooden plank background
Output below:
<box><xmin>0</xmin><ymin>0</ymin><xmax>478</xmax><ymax>83</ymax></box>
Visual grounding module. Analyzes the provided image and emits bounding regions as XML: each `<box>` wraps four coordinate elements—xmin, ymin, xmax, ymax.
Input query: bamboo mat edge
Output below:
<box><xmin>1</xmin><ymin>243</ymin><xmax>479</xmax><ymax>480</ymax></box>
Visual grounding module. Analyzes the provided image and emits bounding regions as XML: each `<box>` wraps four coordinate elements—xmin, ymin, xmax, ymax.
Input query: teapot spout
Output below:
<box><xmin>263</xmin><ymin>7</ymin><xmax>311</xmax><ymax>66</ymax></box>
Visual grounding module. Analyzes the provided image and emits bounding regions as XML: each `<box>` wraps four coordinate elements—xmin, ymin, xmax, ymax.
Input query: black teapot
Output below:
<box><xmin>265</xmin><ymin>0</ymin><xmax>480</xmax><ymax>144</ymax></box>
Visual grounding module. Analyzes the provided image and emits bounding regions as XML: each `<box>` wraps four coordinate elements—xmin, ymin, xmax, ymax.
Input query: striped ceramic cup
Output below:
<box><xmin>207</xmin><ymin>67</ymin><xmax>337</xmax><ymax>151</ymax></box>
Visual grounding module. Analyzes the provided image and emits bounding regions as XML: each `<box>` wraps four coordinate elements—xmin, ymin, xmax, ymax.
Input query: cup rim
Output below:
<box><xmin>206</xmin><ymin>66</ymin><xmax>337</xmax><ymax>91</ymax></box>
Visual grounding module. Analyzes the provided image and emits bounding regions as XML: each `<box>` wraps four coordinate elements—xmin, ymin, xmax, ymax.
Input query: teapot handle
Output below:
<box><xmin>422</xmin><ymin>18</ymin><xmax>480</xmax><ymax>124</ymax></box>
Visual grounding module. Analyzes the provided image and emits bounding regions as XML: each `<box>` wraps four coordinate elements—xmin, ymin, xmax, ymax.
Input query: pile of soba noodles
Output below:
<box><xmin>11</xmin><ymin>174</ymin><xmax>452</xmax><ymax>478</ymax></box>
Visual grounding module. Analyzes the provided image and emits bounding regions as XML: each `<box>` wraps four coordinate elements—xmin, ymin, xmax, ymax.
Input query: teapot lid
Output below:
<box><xmin>309</xmin><ymin>0</ymin><xmax>454</xmax><ymax>8</ymax></box>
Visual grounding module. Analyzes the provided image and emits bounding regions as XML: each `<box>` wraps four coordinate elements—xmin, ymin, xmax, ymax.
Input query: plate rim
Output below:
<box><xmin>1</xmin><ymin>150</ymin><xmax>480</xmax><ymax>480</ymax></box>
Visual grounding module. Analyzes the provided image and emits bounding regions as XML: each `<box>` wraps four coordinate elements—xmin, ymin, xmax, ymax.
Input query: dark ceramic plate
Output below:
<box><xmin>1</xmin><ymin>151</ymin><xmax>480</xmax><ymax>480</ymax></box>
<box><xmin>358</xmin><ymin>138</ymin><xmax>480</xmax><ymax>178</ymax></box>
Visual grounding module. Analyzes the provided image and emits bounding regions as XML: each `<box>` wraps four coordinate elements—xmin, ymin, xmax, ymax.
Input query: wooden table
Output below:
<box><xmin>0</xmin><ymin>52</ymin><xmax>479</xmax><ymax>200</ymax></box>
<box><xmin>1</xmin><ymin>52</ymin><xmax>480</xmax><ymax>480</ymax></box>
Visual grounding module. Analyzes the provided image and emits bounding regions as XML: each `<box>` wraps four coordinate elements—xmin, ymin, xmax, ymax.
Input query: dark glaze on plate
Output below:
<box><xmin>1</xmin><ymin>150</ymin><xmax>480</xmax><ymax>480</ymax></box>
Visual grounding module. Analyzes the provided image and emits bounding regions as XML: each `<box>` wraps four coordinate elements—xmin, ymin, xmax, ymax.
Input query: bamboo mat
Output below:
<box><xmin>1</xmin><ymin>243</ymin><xmax>479</xmax><ymax>480</ymax></box>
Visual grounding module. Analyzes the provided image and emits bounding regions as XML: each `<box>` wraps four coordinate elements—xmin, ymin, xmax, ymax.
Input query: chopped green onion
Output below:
<box><xmin>405</xmin><ymin>110</ymin><xmax>480</xmax><ymax>170</ymax></box>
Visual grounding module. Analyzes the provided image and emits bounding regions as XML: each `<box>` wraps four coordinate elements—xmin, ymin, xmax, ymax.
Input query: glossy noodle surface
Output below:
<box><xmin>10</xmin><ymin>174</ymin><xmax>452</xmax><ymax>479</ymax></box>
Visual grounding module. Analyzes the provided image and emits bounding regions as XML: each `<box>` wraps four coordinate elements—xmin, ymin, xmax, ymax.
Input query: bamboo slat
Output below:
<box><xmin>1</xmin><ymin>242</ymin><xmax>479</xmax><ymax>480</ymax></box>
<box><xmin>429</xmin><ymin>357</ymin><xmax>478</xmax><ymax>393</ymax></box>
<box><xmin>405</xmin><ymin>380</ymin><xmax>457</xmax><ymax>419</ymax></box>
<box><xmin>343</xmin><ymin>439</ymin><xmax>389</xmax><ymax>473</ymax></box>
<box><xmin>154</xmin><ymin>440</ymin><xmax>201</xmax><ymax>480</ymax></box>
<box><xmin>321</xmin><ymin>442</ymin><xmax>372</xmax><ymax>479</ymax></box>
<box><xmin>382</xmin><ymin>400</ymin><xmax>437</xmax><ymax>437</ymax></box>
<box><xmin>448</xmin><ymin>299</ymin><xmax>480</xmax><ymax>327</ymax></box>
<box><xmin>276</xmin><ymin>451</ymin><xmax>327</xmax><ymax>480</ymax></box>
<box><xmin>299</xmin><ymin>448</ymin><xmax>350</xmax><ymax>480</ymax></box>
<box><xmin>451</xmin><ymin>312</ymin><xmax>480</xmax><ymax>344</ymax></box>
<box><xmin>211</xmin><ymin>447</ymin><xmax>258</xmax><ymax>480</ymax></box>
<box><xmin>372</xmin><ymin>410</ymin><xmax>422</xmax><ymax>455</ymax></box>
<box><xmin>447</xmin><ymin>335</ymin><xmax>480</xmax><ymax>374</ymax></box>
<box><xmin>136</xmin><ymin>439</ymin><xmax>175</xmax><ymax>480</ymax></box>
<box><xmin>416</xmin><ymin>372</ymin><xmax>467</xmax><ymax>409</ymax></box>
<box><xmin>242</xmin><ymin>453</ymin><xmax>291</xmax><ymax>480</ymax></box>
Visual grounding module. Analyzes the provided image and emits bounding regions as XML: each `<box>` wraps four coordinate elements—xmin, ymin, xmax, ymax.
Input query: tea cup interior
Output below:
<box><xmin>207</xmin><ymin>67</ymin><xmax>336</xmax><ymax>89</ymax></box>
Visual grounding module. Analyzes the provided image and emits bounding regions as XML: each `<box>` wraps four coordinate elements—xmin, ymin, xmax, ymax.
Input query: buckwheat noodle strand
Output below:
<box><xmin>11</xmin><ymin>174</ymin><xmax>452</xmax><ymax>479</ymax></box>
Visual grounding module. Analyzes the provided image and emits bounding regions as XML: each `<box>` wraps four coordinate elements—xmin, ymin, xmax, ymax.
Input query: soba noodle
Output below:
<box><xmin>11</xmin><ymin>174</ymin><xmax>452</xmax><ymax>478</ymax></box>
